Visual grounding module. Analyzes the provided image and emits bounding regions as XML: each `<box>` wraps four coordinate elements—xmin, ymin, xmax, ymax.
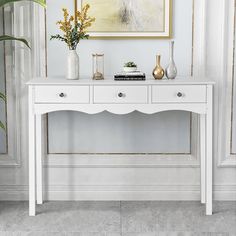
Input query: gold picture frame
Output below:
<box><xmin>77</xmin><ymin>0</ymin><xmax>172</xmax><ymax>39</ymax></box>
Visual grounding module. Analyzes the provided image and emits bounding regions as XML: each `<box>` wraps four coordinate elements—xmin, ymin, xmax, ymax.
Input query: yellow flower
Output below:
<box><xmin>52</xmin><ymin>4</ymin><xmax>95</xmax><ymax>50</ymax></box>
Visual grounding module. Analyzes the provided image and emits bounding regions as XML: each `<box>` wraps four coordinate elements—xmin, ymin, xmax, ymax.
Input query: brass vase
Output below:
<box><xmin>152</xmin><ymin>55</ymin><xmax>164</xmax><ymax>80</ymax></box>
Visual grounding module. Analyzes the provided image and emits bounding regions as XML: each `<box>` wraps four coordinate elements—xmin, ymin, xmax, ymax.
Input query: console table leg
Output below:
<box><xmin>36</xmin><ymin>114</ymin><xmax>43</xmax><ymax>205</ymax></box>
<box><xmin>206</xmin><ymin>85</ymin><xmax>213</xmax><ymax>215</ymax></box>
<box><xmin>200</xmin><ymin>114</ymin><xmax>206</xmax><ymax>204</ymax></box>
<box><xmin>29</xmin><ymin>86</ymin><xmax>36</xmax><ymax>216</ymax></box>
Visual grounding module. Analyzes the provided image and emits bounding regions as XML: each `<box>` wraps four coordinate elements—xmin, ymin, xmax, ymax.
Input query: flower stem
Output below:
<box><xmin>74</xmin><ymin>0</ymin><xmax>78</xmax><ymax>26</ymax></box>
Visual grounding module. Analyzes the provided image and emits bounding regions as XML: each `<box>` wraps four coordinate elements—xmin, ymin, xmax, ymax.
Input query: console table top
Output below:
<box><xmin>27</xmin><ymin>77</ymin><xmax>215</xmax><ymax>85</ymax></box>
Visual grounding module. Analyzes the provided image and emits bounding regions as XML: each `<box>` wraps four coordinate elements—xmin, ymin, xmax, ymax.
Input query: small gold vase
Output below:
<box><xmin>152</xmin><ymin>55</ymin><xmax>164</xmax><ymax>80</ymax></box>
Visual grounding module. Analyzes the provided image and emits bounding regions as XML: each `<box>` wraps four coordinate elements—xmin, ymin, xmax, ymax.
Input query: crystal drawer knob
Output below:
<box><xmin>118</xmin><ymin>92</ymin><xmax>124</xmax><ymax>98</ymax></box>
<box><xmin>59</xmin><ymin>93</ymin><xmax>66</xmax><ymax>98</ymax></box>
<box><xmin>177</xmin><ymin>92</ymin><xmax>183</xmax><ymax>97</ymax></box>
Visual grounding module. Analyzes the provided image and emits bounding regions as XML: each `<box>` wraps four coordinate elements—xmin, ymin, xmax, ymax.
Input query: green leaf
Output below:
<box><xmin>50</xmin><ymin>34</ymin><xmax>67</xmax><ymax>42</ymax></box>
<box><xmin>0</xmin><ymin>92</ymin><xmax>6</xmax><ymax>131</ymax></box>
<box><xmin>0</xmin><ymin>92</ymin><xmax>6</xmax><ymax>102</ymax></box>
<box><xmin>0</xmin><ymin>120</ymin><xmax>6</xmax><ymax>132</ymax></box>
<box><xmin>0</xmin><ymin>35</ymin><xmax>30</xmax><ymax>48</ymax></box>
<box><xmin>0</xmin><ymin>0</ymin><xmax>46</xmax><ymax>8</ymax></box>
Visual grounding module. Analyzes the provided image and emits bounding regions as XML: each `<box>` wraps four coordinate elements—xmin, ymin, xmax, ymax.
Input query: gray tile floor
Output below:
<box><xmin>0</xmin><ymin>201</ymin><xmax>235</xmax><ymax>236</ymax></box>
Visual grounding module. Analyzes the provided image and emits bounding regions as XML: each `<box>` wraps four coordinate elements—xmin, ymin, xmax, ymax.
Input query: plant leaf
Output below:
<box><xmin>0</xmin><ymin>92</ymin><xmax>6</xmax><ymax>131</ymax></box>
<box><xmin>50</xmin><ymin>34</ymin><xmax>67</xmax><ymax>42</ymax></box>
<box><xmin>0</xmin><ymin>35</ymin><xmax>30</xmax><ymax>48</ymax></box>
<box><xmin>0</xmin><ymin>0</ymin><xmax>46</xmax><ymax>8</ymax></box>
<box><xmin>0</xmin><ymin>92</ymin><xmax>6</xmax><ymax>102</ymax></box>
<box><xmin>0</xmin><ymin>120</ymin><xmax>6</xmax><ymax>131</ymax></box>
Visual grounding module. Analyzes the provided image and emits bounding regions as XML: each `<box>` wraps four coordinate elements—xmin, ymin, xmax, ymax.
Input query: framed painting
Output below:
<box><xmin>79</xmin><ymin>0</ymin><xmax>172</xmax><ymax>38</ymax></box>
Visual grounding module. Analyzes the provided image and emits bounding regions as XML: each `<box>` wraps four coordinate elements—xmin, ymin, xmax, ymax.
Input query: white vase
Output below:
<box><xmin>66</xmin><ymin>49</ymin><xmax>79</xmax><ymax>80</ymax></box>
<box><xmin>165</xmin><ymin>41</ymin><xmax>177</xmax><ymax>80</ymax></box>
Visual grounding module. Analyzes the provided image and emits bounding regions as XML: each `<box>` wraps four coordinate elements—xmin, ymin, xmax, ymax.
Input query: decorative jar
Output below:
<box><xmin>92</xmin><ymin>54</ymin><xmax>104</xmax><ymax>80</ymax></box>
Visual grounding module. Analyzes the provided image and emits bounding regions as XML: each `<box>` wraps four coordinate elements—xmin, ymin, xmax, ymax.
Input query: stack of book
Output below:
<box><xmin>114</xmin><ymin>71</ymin><xmax>146</xmax><ymax>81</ymax></box>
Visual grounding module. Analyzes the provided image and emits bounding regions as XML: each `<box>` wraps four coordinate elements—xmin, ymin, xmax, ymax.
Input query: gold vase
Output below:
<box><xmin>152</xmin><ymin>55</ymin><xmax>164</xmax><ymax>80</ymax></box>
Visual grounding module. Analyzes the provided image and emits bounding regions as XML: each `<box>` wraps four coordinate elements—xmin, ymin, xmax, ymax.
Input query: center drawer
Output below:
<box><xmin>93</xmin><ymin>86</ymin><xmax>148</xmax><ymax>104</ymax></box>
<box><xmin>35</xmin><ymin>85</ymin><xmax>90</xmax><ymax>103</ymax></box>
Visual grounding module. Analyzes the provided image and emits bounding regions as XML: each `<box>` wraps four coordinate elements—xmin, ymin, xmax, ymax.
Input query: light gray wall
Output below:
<box><xmin>48</xmin><ymin>111</ymin><xmax>191</xmax><ymax>154</ymax></box>
<box><xmin>47</xmin><ymin>1</ymin><xmax>192</xmax><ymax>78</ymax></box>
<box><xmin>46</xmin><ymin>0</ymin><xmax>193</xmax><ymax>154</ymax></box>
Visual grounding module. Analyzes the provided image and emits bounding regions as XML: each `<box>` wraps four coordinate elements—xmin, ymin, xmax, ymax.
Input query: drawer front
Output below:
<box><xmin>35</xmin><ymin>86</ymin><xmax>90</xmax><ymax>103</ymax></box>
<box><xmin>93</xmin><ymin>86</ymin><xmax>148</xmax><ymax>104</ymax></box>
<box><xmin>152</xmin><ymin>85</ymin><xmax>206</xmax><ymax>103</ymax></box>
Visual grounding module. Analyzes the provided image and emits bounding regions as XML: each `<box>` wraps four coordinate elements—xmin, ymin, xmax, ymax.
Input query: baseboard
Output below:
<box><xmin>0</xmin><ymin>185</ymin><xmax>235</xmax><ymax>201</ymax></box>
<box><xmin>213</xmin><ymin>184</ymin><xmax>236</xmax><ymax>200</ymax></box>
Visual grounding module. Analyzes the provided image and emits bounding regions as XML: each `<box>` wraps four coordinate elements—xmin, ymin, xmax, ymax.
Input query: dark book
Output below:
<box><xmin>114</xmin><ymin>71</ymin><xmax>146</xmax><ymax>81</ymax></box>
<box><xmin>114</xmin><ymin>77</ymin><xmax>146</xmax><ymax>81</ymax></box>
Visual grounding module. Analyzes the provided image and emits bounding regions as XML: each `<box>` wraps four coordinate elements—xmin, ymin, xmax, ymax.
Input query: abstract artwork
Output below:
<box><xmin>80</xmin><ymin>0</ymin><xmax>172</xmax><ymax>38</ymax></box>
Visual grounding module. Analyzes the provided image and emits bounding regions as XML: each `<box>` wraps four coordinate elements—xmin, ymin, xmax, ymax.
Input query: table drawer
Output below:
<box><xmin>93</xmin><ymin>86</ymin><xmax>148</xmax><ymax>104</ymax></box>
<box><xmin>152</xmin><ymin>85</ymin><xmax>206</xmax><ymax>103</ymax></box>
<box><xmin>35</xmin><ymin>86</ymin><xmax>90</xmax><ymax>103</ymax></box>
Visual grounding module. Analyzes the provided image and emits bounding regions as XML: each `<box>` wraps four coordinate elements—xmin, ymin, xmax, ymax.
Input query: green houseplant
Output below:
<box><xmin>50</xmin><ymin>5</ymin><xmax>95</xmax><ymax>80</ymax></box>
<box><xmin>0</xmin><ymin>0</ymin><xmax>46</xmax><ymax>131</ymax></box>
<box><xmin>123</xmin><ymin>61</ymin><xmax>137</xmax><ymax>72</ymax></box>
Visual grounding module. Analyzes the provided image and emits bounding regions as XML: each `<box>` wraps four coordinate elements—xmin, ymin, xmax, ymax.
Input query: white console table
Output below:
<box><xmin>27</xmin><ymin>78</ymin><xmax>214</xmax><ymax>216</ymax></box>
